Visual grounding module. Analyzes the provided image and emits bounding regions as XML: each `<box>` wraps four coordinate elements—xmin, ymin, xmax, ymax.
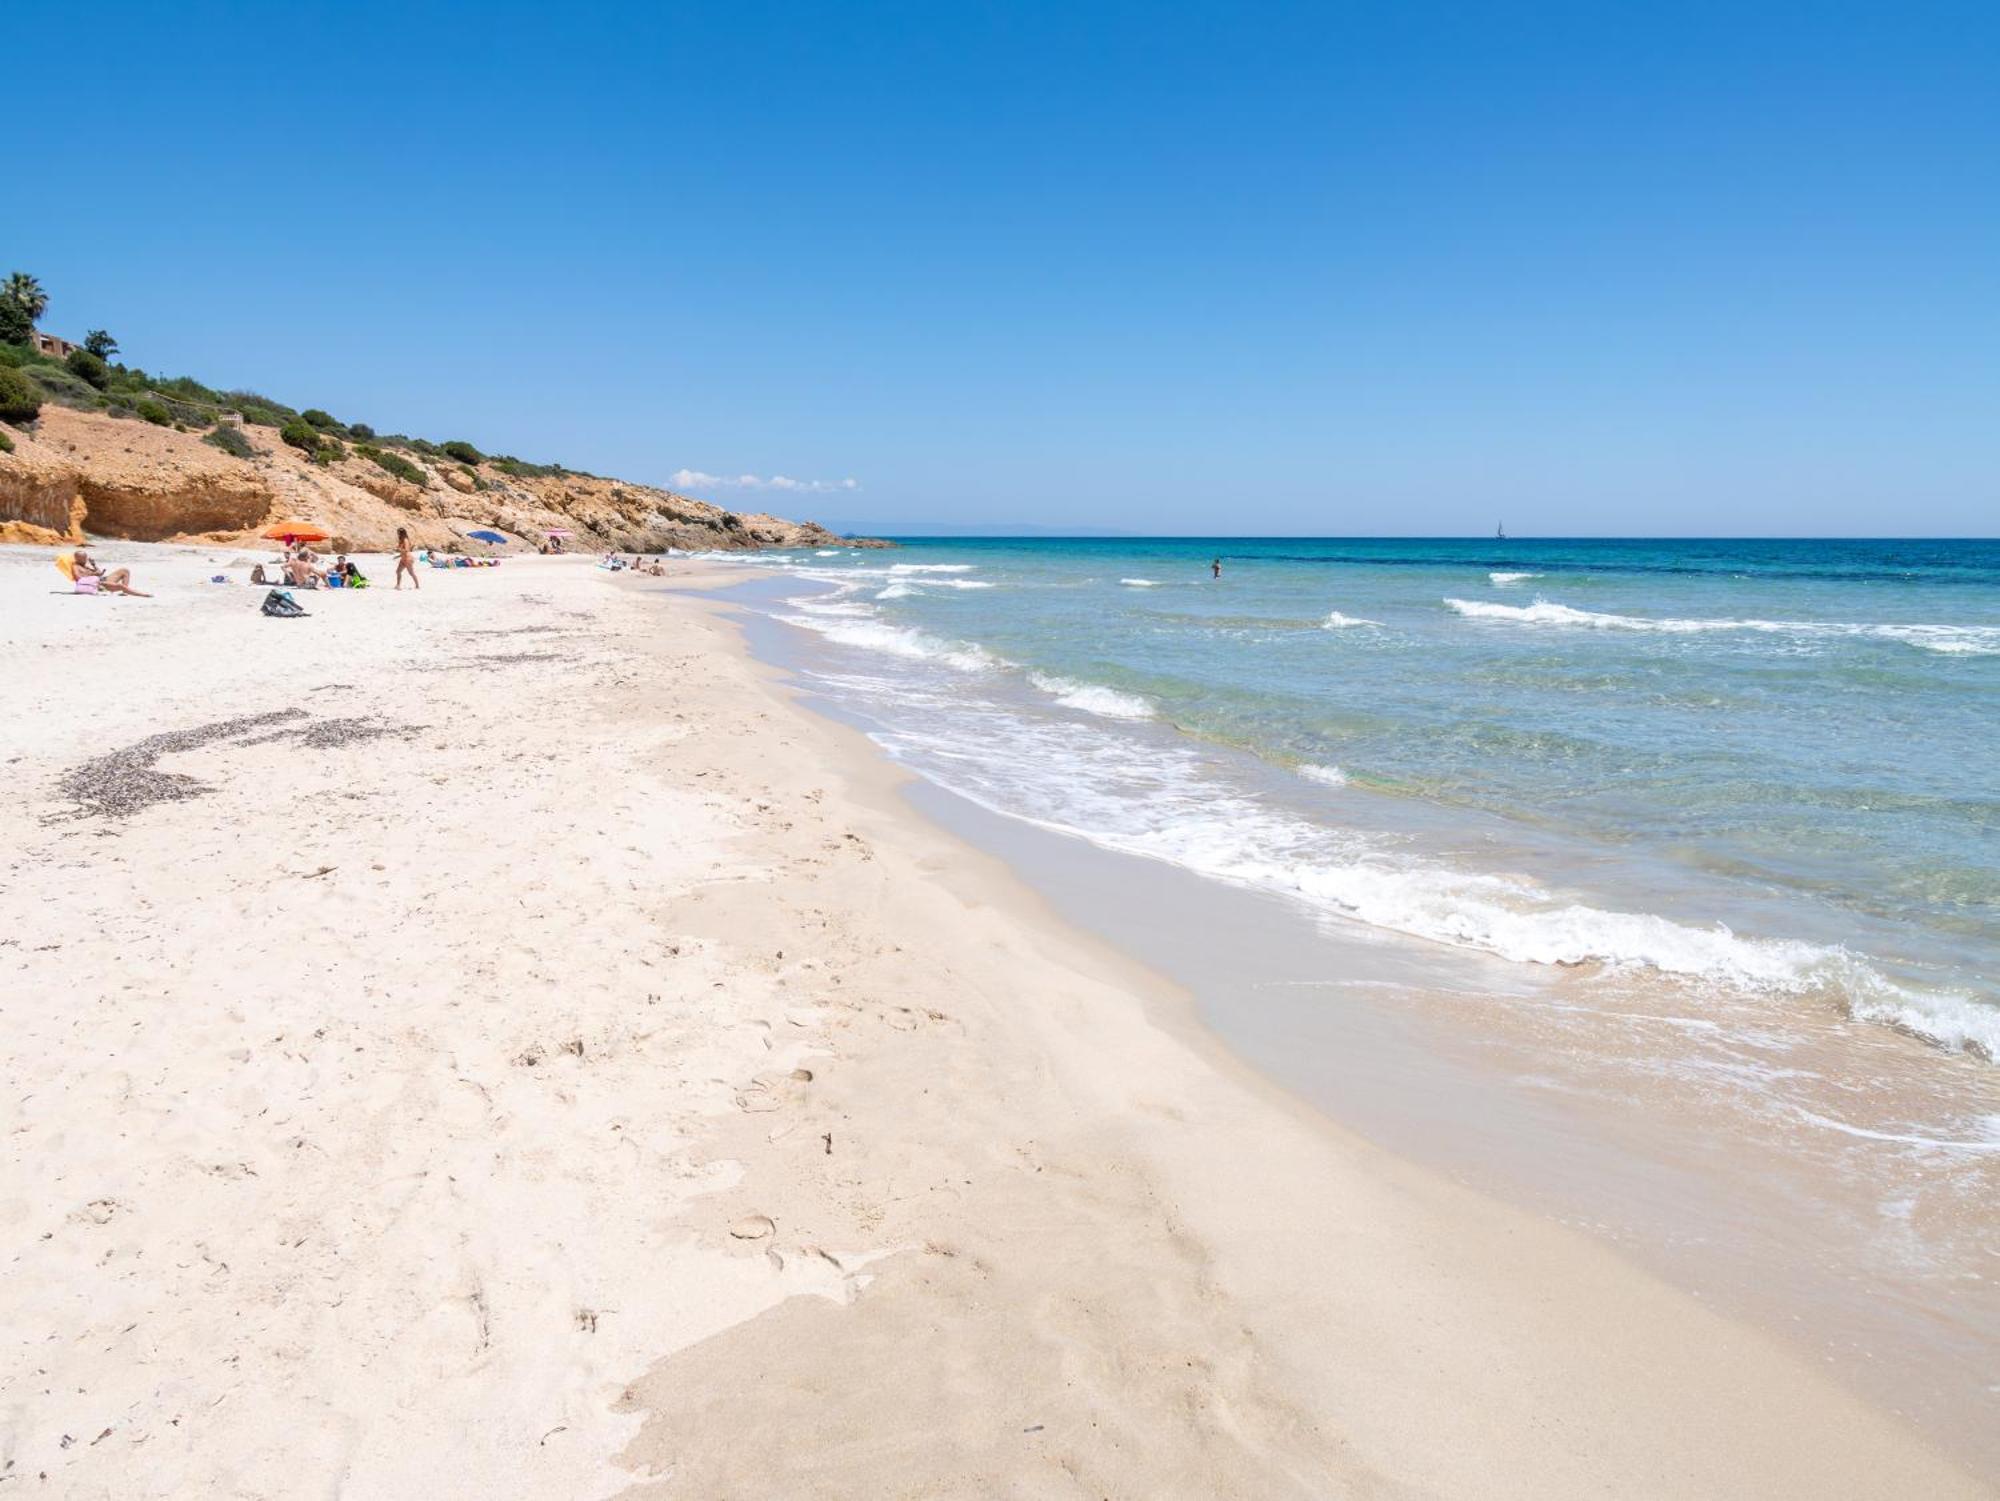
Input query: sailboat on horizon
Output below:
<box><xmin>1496</xmin><ymin>521</ymin><xmax>1506</xmax><ymax>540</ymax></box>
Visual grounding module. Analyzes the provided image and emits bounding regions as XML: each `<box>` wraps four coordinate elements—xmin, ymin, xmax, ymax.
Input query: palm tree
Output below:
<box><xmin>2</xmin><ymin>272</ymin><xmax>48</xmax><ymax>326</ymax></box>
<box><xmin>84</xmin><ymin>329</ymin><xmax>119</xmax><ymax>359</ymax></box>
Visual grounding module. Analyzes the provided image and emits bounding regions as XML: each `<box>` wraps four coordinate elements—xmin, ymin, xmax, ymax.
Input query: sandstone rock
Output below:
<box><xmin>0</xmin><ymin>405</ymin><xmax>886</xmax><ymax>553</ymax></box>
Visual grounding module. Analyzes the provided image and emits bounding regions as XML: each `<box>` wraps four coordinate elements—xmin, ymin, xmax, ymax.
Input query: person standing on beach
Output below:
<box><xmin>1211</xmin><ymin>558</ymin><xmax>1222</xmax><ymax>579</ymax></box>
<box><xmin>394</xmin><ymin>527</ymin><xmax>420</xmax><ymax>591</ymax></box>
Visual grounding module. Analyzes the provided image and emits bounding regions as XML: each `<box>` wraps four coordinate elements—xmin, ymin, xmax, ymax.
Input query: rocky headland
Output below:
<box><xmin>0</xmin><ymin>404</ymin><xmax>878</xmax><ymax>553</ymax></box>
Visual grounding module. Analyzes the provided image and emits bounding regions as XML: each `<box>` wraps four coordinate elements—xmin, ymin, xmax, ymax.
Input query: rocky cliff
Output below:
<box><xmin>0</xmin><ymin>406</ymin><xmax>881</xmax><ymax>552</ymax></box>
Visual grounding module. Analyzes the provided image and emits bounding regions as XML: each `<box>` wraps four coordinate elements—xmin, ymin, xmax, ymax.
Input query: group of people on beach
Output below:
<box><xmin>253</xmin><ymin>545</ymin><xmax>367</xmax><ymax>590</ymax></box>
<box><xmin>55</xmin><ymin>527</ymin><xmax>646</xmax><ymax>602</ymax></box>
<box><xmin>248</xmin><ymin>528</ymin><xmax>423</xmax><ymax>590</ymax></box>
<box><xmin>601</xmin><ymin>553</ymin><xmax>666</xmax><ymax>576</ymax></box>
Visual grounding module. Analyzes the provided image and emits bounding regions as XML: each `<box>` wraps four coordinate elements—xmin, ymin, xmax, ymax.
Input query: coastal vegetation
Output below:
<box><xmin>202</xmin><ymin>423</ymin><xmax>256</xmax><ymax>459</ymax></box>
<box><xmin>0</xmin><ymin>366</ymin><xmax>43</xmax><ymax>424</ymax></box>
<box><xmin>356</xmin><ymin>444</ymin><xmax>429</xmax><ymax>487</ymax></box>
<box><xmin>65</xmin><ymin>348</ymin><xmax>109</xmax><ymax>389</ymax></box>
<box><xmin>0</xmin><ymin>268</ymin><xmax>575</xmax><ymax>475</ymax></box>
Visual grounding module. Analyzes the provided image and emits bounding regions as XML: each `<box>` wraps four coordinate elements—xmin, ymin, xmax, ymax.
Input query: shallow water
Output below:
<box><xmin>710</xmin><ymin>537</ymin><xmax>1999</xmax><ymax>1059</ymax></box>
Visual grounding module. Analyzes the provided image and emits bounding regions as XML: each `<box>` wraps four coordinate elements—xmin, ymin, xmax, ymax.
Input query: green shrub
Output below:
<box><xmin>441</xmin><ymin>439</ymin><xmax>481</xmax><ymax>465</ymax></box>
<box><xmin>144</xmin><ymin>392</ymin><xmax>219</xmax><ymax>425</ymax></box>
<box><xmin>405</xmin><ymin>437</ymin><xmax>441</xmax><ymax>457</ymax></box>
<box><xmin>204</xmin><ymin>423</ymin><xmax>256</xmax><ymax>459</ymax></box>
<box><xmin>136</xmin><ymin>399</ymin><xmax>172</xmax><ymax>426</ymax></box>
<box><xmin>161</xmin><ymin>375</ymin><xmax>223</xmax><ymax>404</ymax></box>
<box><xmin>65</xmin><ymin>349</ymin><xmax>109</xmax><ymax>389</ymax></box>
<box><xmin>228</xmin><ymin>389</ymin><xmax>296</xmax><ymax>420</ymax></box>
<box><xmin>348</xmin><ymin>422</ymin><xmax>375</xmax><ymax>440</ymax></box>
<box><xmin>312</xmin><ymin>435</ymin><xmax>347</xmax><ymax>465</ymax></box>
<box><xmin>29</xmin><ymin>364</ymin><xmax>97</xmax><ymax>402</ymax></box>
<box><xmin>494</xmin><ymin>455</ymin><xmax>563</xmax><ymax>478</ymax></box>
<box><xmin>239</xmin><ymin>405</ymin><xmax>283</xmax><ymax>427</ymax></box>
<box><xmin>0</xmin><ymin>429</ymin><xmax>13</xmax><ymax>452</ymax></box>
<box><xmin>280</xmin><ymin>417</ymin><xmax>319</xmax><ymax>452</ymax></box>
<box><xmin>302</xmin><ymin>407</ymin><xmax>339</xmax><ymax>431</ymax></box>
<box><xmin>358</xmin><ymin>443</ymin><xmax>428</xmax><ymax>487</ymax></box>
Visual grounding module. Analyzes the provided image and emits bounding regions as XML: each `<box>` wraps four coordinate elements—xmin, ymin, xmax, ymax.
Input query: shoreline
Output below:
<box><xmin>718</xmin><ymin>553</ymin><xmax>2000</xmax><ymax>1476</ymax></box>
<box><xmin>1</xmin><ymin>542</ymin><xmax>1984</xmax><ymax>1496</ymax></box>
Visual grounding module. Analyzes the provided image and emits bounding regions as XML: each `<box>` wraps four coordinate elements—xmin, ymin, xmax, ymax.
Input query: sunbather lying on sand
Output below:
<box><xmin>71</xmin><ymin>549</ymin><xmax>151</xmax><ymax>597</ymax></box>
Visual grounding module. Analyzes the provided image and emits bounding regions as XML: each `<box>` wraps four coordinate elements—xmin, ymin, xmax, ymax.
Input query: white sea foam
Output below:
<box><xmin>1489</xmin><ymin>571</ymin><xmax>1539</xmax><ymax>584</ymax></box>
<box><xmin>1120</xmin><ymin>578</ymin><xmax>1160</xmax><ymax>587</ymax></box>
<box><xmin>1297</xmin><ymin>763</ymin><xmax>1348</xmax><ymax>787</ymax></box>
<box><xmin>848</xmin><ymin>692</ymin><xmax>1997</xmax><ymax>1062</ymax></box>
<box><xmin>889</xmin><ymin>563</ymin><xmax>977</xmax><ymax>574</ymax></box>
<box><xmin>1028</xmin><ymin>673</ymin><xmax>1156</xmax><ymax>720</ymax></box>
<box><xmin>814</xmin><ymin>549</ymin><xmax>842</xmax><ymax>556</ymax></box>
<box><xmin>1789</xmin><ymin>1107</ymin><xmax>2000</xmax><ymax>1153</ymax></box>
<box><xmin>1322</xmin><ymin>611</ymin><xmax>1383</xmax><ymax>629</ymax></box>
<box><xmin>1444</xmin><ymin>598</ymin><xmax>2000</xmax><ymax>654</ymax></box>
<box><xmin>776</xmin><ymin>613</ymin><xmax>1000</xmax><ymax>673</ymax></box>
<box><xmin>875</xmin><ymin>583</ymin><xmax>918</xmax><ymax>600</ymax></box>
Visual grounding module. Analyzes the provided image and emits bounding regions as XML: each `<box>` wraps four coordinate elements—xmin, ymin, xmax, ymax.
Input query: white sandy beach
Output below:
<box><xmin>0</xmin><ymin>542</ymin><xmax>1986</xmax><ymax>1498</ymax></box>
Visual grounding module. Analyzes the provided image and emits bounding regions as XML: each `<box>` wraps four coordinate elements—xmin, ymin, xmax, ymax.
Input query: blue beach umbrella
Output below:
<box><xmin>467</xmin><ymin>529</ymin><xmax>507</xmax><ymax>545</ymax></box>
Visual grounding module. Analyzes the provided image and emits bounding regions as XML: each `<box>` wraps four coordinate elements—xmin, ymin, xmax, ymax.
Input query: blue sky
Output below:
<box><xmin>14</xmin><ymin>1</ymin><xmax>1998</xmax><ymax>534</ymax></box>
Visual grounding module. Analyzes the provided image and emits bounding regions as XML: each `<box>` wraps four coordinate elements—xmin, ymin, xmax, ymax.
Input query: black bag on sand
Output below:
<box><xmin>261</xmin><ymin>589</ymin><xmax>308</xmax><ymax>618</ymax></box>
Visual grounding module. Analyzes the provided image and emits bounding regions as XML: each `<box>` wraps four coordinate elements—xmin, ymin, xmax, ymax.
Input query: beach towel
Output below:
<box><xmin>54</xmin><ymin>555</ymin><xmax>77</xmax><ymax>583</ymax></box>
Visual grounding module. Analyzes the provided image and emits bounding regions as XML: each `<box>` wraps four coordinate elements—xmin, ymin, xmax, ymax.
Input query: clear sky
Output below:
<box><xmin>14</xmin><ymin>1</ymin><xmax>1998</xmax><ymax>535</ymax></box>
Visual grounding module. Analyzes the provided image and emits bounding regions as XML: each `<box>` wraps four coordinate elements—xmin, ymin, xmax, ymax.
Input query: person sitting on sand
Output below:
<box><xmin>285</xmin><ymin>554</ymin><xmax>327</xmax><ymax>588</ymax></box>
<box><xmin>71</xmin><ymin>548</ymin><xmax>151</xmax><ymax>597</ymax></box>
<box><xmin>335</xmin><ymin>555</ymin><xmax>367</xmax><ymax>586</ymax></box>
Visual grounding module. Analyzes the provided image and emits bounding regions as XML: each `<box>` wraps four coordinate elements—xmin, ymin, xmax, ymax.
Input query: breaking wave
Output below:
<box><xmin>1444</xmin><ymin>597</ymin><xmax>2000</xmax><ymax>655</ymax></box>
<box><xmin>1028</xmin><ymin>673</ymin><xmax>1156</xmax><ymax>720</ymax></box>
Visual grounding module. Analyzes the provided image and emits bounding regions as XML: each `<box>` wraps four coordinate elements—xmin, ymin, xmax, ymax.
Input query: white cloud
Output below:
<box><xmin>670</xmin><ymin>469</ymin><xmax>860</xmax><ymax>495</ymax></box>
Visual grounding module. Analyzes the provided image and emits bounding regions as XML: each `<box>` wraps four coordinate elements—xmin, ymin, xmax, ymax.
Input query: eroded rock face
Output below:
<box><xmin>0</xmin><ymin>431</ymin><xmax>83</xmax><ymax>540</ymax></box>
<box><xmin>0</xmin><ymin>404</ymin><xmax>884</xmax><ymax>552</ymax></box>
<box><xmin>78</xmin><ymin>472</ymin><xmax>273</xmax><ymax>541</ymax></box>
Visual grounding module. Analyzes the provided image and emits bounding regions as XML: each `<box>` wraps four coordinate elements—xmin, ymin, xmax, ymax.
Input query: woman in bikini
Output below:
<box><xmin>394</xmin><ymin>527</ymin><xmax>420</xmax><ymax>591</ymax></box>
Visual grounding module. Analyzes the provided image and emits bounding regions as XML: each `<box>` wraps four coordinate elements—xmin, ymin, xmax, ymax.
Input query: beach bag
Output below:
<box><xmin>261</xmin><ymin>589</ymin><xmax>307</xmax><ymax>617</ymax></box>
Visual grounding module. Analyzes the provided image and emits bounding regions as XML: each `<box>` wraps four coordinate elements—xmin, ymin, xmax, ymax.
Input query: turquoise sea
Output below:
<box><xmin>712</xmin><ymin>537</ymin><xmax>1999</xmax><ymax>1064</ymax></box>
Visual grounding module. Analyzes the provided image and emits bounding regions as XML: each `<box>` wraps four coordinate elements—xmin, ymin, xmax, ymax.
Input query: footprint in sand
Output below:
<box><xmin>733</xmin><ymin>1068</ymin><xmax>815</xmax><ymax>1113</ymax></box>
<box><xmin>728</xmin><ymin>1214</ymin><xmax>775</xmax><ymax>1240</ymax></box>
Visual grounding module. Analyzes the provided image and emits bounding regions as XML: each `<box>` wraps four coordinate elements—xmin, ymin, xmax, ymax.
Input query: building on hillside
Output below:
<box><xmin>33</xmin><ymin>331</ymin><xmax>79</xmax><ymax>360</ymax></box>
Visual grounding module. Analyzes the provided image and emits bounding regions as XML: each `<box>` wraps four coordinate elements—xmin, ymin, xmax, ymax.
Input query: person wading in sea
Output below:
<box><xmin>1211</xmin><ymin>557</ymin><xmax>1222</xmax><ymax>579</ymax></box>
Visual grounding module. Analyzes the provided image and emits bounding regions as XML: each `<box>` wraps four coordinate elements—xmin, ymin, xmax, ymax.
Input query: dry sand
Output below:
<box><xmin>0</xmin><ymin>542</ymin><xmax>1984</xmax><ymax>1498</ymax></box>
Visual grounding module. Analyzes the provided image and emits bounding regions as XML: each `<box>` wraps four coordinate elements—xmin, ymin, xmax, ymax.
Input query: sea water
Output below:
<box><xmin>711</xmin><ymin>536</ymin><xmax>1998</xmax><ymax>1063</ymax></box>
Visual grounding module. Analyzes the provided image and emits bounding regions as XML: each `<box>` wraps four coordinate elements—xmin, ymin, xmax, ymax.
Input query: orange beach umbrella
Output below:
<box><xmin>262</xmin><ymin>521</ymin><xmax>331</xmax><ymax>544</ymax></box>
